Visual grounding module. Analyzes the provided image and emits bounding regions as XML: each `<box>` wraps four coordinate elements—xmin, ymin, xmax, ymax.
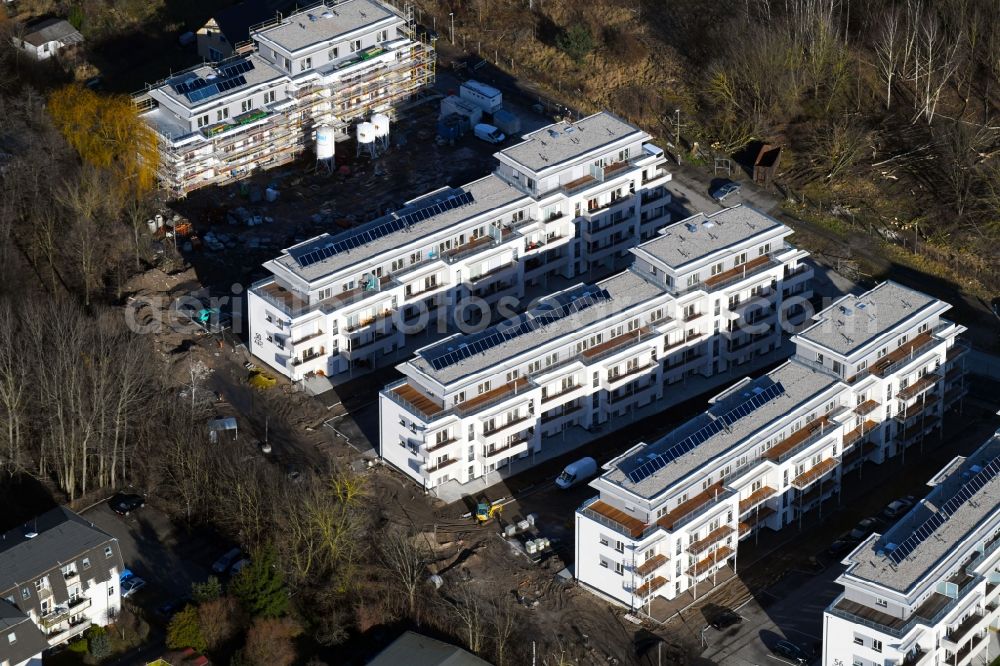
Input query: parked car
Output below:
<box><xmin>108</xmin><ymin>492</ymin><xmax>144</xmax><ymax>516</ymax></box>
<box><xmin>230</xmin><ymin>558</ymin><xmax>251</xmax><ymax>575</ymax></box>
<box><xmin>848</xmin><ymin>517</ymin><xmax>881</xmax><ymax>541</ymax></box>
<box><xmin>211</xmin><ymin>547</ymin><xmax>242</xmax><ymax>574</ymax></box>
<box><xmin>155</xmin><ymin>597</ymin><xmax>192</xmax><ymax>620</ymax></box>
<box><xmin>773</xmin><ymin>639</ymin><xmax>810</xmax><ymax>664</ymax></box>
<box><xmin>473</xmin><ymin>123</ymin><xmax>505</xmax><ymax>144</ymax></box>
<box><xmin>709</xmin><ymin>608</ymin><xmax>743</xmax><ymax>630</ymax></box>
<box><xmin>120</xmin><ymin>572</ymin><xmax>146</xmax><ymax>598</ymax></box>
<box><xmin>882</xmin><ymin>497</ymin><xmax>915</xmax><ymax>521</ymax></box>
<box><xmin>711</xmin><ymin>181</ymin><xmax>741</xmax><ymax>202</ymax></box>
<box><xmin>555</xmin><ymin>457</ymin><xmax>598</xmax><ymax>489</ymax></box>
<box><xmin>826</xmin><ymin>539</ymin><xmax>854</xmax><ymax>557</ymax></box>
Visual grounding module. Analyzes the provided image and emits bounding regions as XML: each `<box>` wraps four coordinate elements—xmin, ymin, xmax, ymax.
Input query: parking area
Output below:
<box><xmin>82</xmin><ymin>501</ymin><xmax>225</xmax><ymax>611</ymax></box>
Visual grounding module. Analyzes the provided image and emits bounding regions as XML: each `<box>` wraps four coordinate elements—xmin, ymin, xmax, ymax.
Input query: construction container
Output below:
<box><xmin>437</xmin><ymin>113</ymin><xmax>463</xmax><ymax>141</ymax></box>
<box><xmin>460</xmin><ymin>80</ymin><xmax>502</xmax><ymax>114</ymax></box>
<box><xmin>439</xmin><ymin>95</ymin><xmax>482</xmax><ymax>127</ymax></box>
<box><xmin>492</xmin><ymin>109</ymin><xmax>521</xmax><ymax>136</ymax></box>
<box><xmin>525</xmin><ymin>540</ymin><xmax>538</xmax><ymax>555</ymax></box>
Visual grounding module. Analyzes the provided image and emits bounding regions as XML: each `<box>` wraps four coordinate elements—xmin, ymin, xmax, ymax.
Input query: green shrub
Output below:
<box><xmin>557</xmin><ymin>24</ymin><xmax>594</xmax><ymax>63</ymax></box>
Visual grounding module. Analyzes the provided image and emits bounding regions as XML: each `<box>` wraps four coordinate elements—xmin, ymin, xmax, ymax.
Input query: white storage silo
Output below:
<box><xmin>372</xmin><ymin>113</ymin><xmax>390</xmax><ymax>151</ymax></box>
<box><xmin>356</xmin><ymin>121</ymin><xmax>377</xmax><ymax>158</ymax></box>
<box><xmin>316</xmin><ymin>125</ymin><xmax>335</xmax><ymax>173</ymax></box>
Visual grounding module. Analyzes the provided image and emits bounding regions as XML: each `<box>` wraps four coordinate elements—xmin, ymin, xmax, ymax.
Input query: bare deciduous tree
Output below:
<box><xmin>379</xmin><ymin>527</ymin><xmax>431</xmax><ymax>618</ymax></box>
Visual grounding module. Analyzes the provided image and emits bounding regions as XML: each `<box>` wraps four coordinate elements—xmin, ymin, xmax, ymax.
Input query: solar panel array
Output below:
<box><xmin>424</xmin><ymin>289</ymin><xmax>613</xmax><ymax>371</ymax></box>
<box><xmin>295</xmin><ymin>192</ymin><xmax>475</xmax><ymax>268</ymax></box>
<box><xmin>626</xmin><ymin>382</ymin><xmax>787</xmax><ymax>484</ymax></box>
<box><xmin>171</xmin><ymin>59</ymin><xmax>256</xmax><ymax>104</ymax></box>
<box><xmin>887</xmin><ymin>456</ymin><xmax>1000</xmax><ymax>565</ymax></box>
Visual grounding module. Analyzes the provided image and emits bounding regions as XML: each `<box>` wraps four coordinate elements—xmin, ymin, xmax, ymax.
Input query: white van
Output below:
<box><xmin>556</xmin><ymin>457</ymin><xmax>598</xmax><ymax>489</ymax></box>
<box><xmin>474</xmin><ymin>123</ymin><xmax>505</xmax><ymax>144</ymax></box>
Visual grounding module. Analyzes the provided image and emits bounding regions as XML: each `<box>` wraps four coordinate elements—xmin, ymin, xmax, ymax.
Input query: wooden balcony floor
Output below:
<box><xmin>392</xmin><ymin>382</ymin><xmax>443</xmax><ymax>417</ymax></box>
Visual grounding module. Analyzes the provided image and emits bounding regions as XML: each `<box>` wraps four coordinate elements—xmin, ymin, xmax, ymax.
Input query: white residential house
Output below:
<box><xmin>135</xmin><ymin>0</ymin><xmax>436</xmax><ymax>197</ymax></box>
<box><xmin>573</xmin><ymin>280</ymin><xmax>968</xmax><ymax>609</ymax></box>
<box><xmin>13</xmin><ymin>19</ymin><xmax>83</xmax><ymax>60</ymax></box>
<box><xmin>378</xmin><ymin>205</ymin><xmax>813</xmax><ymax>493</ymax></box>
<box><xmin>0</xmin><ymin>508</ymin><xmax>124</xmax><ymax>661</ymax></box>
<box><xmin>248</xmin><ymin>112</ymin><xmax>672</xmax><ymax>381</ymax></box>
<box><xmin>824</xmin><ymin>428</ymin><xmax>1000</xmax><ymax>666</ymax></box>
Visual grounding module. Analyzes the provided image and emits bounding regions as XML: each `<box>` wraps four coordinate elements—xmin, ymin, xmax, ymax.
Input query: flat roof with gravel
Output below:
<box><xmin>497</xmin><ymin>112</ymin><xmax>646</xmax><ymax>173</ymax></box>
<box><xmin>253</xmin><ymin>0</ymin><xmax>399</xmax><ymax>54</ymax></box>
<box><xmin>633</xmin><ymin>206</ymin><xmax>786</xmax><ymax>271</ymax></box>
<box><xmin>795</xmin><ymin>281</ymin><xmax>942</xmax><ymax>356</ymax></box>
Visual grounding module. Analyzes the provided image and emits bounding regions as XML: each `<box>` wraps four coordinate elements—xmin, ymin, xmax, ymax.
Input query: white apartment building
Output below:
<box><xmin>0</xmin><ymin>508</ymin><xmax>125</xmax><ymax>663</ymax></box>
<box><xmin>824</xmin><ymin>429</ymin><xmax>1000</xmax><ymax>666</ymax></box>
<box><xmin>574</xmin><ymin>280</ymin><xmax>968</xmax><ymax>610</ymax></box>
<box><xmin>248</xmin><ymin>112</ymin><xmax>672</xmax><ymax>380</ymax></box>
<box><xmin>378</xmin><ymin>205</ymin><xmax>813</xmax><ymax>492</ymax></box>
<box><xmin>135</xmin><ymin>0</ymin><xmax>435</xmax><ymax>197</ymax></box>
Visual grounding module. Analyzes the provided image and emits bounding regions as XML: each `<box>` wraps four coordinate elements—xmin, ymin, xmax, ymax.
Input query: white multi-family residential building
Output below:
<box><xmin>248</xmin><ymin>112</ymin><xmax>672</xmax><ymax>380</ymax></box>
<box><xmin>135</xmin><ymin>0</ymin><xmax>435</xmax><ymax>196</ymax></box>
<box><xmin>0</xmin><ymin>508</ymin><xmax>125</xmax><ymax>663</ymax></box>
<box><xmin>377</xmin><ymin>205</ymin><xmax>813</xmax><ymax>492</ymax></box>
<box><xmin>824</xmin><ymin>428</ymin><xmax>1000</xmax><ymax>666</ymax></box>
<box><xmin>573</xmin><ymin>280</ymin><xmax>968</xmax><ymax>610</ymax></box>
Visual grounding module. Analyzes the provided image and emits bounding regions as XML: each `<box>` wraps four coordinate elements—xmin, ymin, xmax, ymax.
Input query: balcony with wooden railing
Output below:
<box><xmin>897</xmin><ymin>373</ymin><xmax>941</xmax><ymax>401</ymax></box>
<box><xmin>853</xmin><ymin>400</ymin><xmax>880</xmax><ymax>416</ymax></box>
<box><xmin>738</xmin><ymin>507</ymin><xmax>776</xmax><ymax>536</ymax></box>
<box><xmin>704</xmin><ymin>255</ymin><xmax>775</xmax><ymax>291</ymax></box>
<box><xmin>635</xmin><ymin>576</ymin><xmax>667</xmax><ymax>598</ymax></box>
<box><xmin>581</xmin><ymin>499</ymin><xmax>647</xmax><ymax>538</ymax></box>
<box><xmin>581</xmin><ymin>327</ymin><xmax>653</xmax><ymax>364</ymax></box>
<box><xmin>762</xmin><ymin>417</ymin><xmax>832</xmax><ymax>463</ymax></box>
<box><xmin>688</xmin><ymin>526</ymin><xmax>735</xmax><ymax>555</ymax></box>
<box><xmin>657</xmin><ymin>482</ymin><xmax>727</xmax><ymax>531</ymax></box>
<box><xmin>894</xmin><ymin>395</ymin><xmax>940</xmax><ymax>424</ymax></box>
<box><xmin>843</xmin><ymin>420</ymin><xmax>878</xmax><ymax>448</ymax></box>
<box><xmin>425</xmin><ymin>457</ymin><xmax>458</xmax><ymax>474</ymax></box>
<box><xmin>871</xmin><ymin>331</ymin><xmax>937</xmax><ymax>377</ymax></box>
<box><xmin>390</xmin><ymin>381</ymin><xmax>444</xmax><ymax>419</ymax></box>
<box><xmin>739</xmin><ymin>486</ymin><xmax>777</xmax><ymax>515</ymax></box>
<box><xmin>455</xmin><ymin>378</ymin><xmax>530</xmax><ymax>416</ymax></box>
<box><xmin>636</xmin><ymin>554</ymin><xmax>669</xmax><ymax>576</ymax></box>
<box><xmin>791</xmin><ymin>458</ymin><xmax>839</xmax><ymax>489</ymax></box>
<box><xmin>688</xmin><ymin>546</ymin><xmax>734</xmax><ymax>577</ymax></box>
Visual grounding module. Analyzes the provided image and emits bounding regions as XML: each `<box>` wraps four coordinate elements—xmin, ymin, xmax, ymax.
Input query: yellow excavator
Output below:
<box><xmin>475</xmin><ymin>500</ymin><xmax>503</xmax><ymax>525</ymax></box>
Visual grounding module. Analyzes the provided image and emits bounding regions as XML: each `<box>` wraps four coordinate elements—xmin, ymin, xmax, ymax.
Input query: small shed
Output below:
<box><xmin>753</xmin><ymin>144</ymin><xmax>782</xmax><ymax>186</ymax></box>
<box><xmin>14</xmin><ymin>18</ymin><xmax>83</xmax><ymax>60</ymax></box>
<box><xmin>208</xmin><ymin>417</ymin><xmax>238</xmax><ymax>443</ymax></box>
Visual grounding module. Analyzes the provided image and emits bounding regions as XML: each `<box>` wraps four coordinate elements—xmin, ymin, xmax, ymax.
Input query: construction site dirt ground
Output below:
<box><xmin>166</xmin><ymin>70</ymin><xmax>553</xmax><ymax>296</ymax></box>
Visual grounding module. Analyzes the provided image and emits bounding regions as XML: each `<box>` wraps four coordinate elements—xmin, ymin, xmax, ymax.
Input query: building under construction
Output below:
<box><xmin>134</xmin><ymin>0</ymin><xmax>435</xmax><ymax>197</ymax></box>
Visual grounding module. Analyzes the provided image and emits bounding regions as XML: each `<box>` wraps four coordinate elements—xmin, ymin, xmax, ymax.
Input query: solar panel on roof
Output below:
<box><xmin>295</xmin><ymin>192</ymin><xmax>477</xmax><ymax>268</ymax></box>
<box><xmin>218</xmin><ymin>59</ymin><xmax>255</xmax><ymax>78</ymax></box>
<box><xmin>626</xmin><ymin>382</ymin><xmax>786</xmax><ymax>484</ymax></box>
<box><xmin>423</xmin><ymin>289</ymin><xmax>612</xmax><ymax>371</ymax></box>
<box><xmin>887</xmin><ymin>456</ymin><xmax>1000</xmax><ymax>565</ymax></box>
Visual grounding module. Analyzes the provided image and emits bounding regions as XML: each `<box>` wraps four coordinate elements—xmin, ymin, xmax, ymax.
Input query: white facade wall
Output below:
<box><xmin>824</xmin><ymin>435</ymin><xmax>1000</xmax><ymax>666</ymax></box>
<box><xmin>249</xmin><ymin>119</ymin><xmax>672</xmax><ymax>381</ymax></box>
<box><xmin>378</xmin><ymin>219</ymin><xmax>812</xmax><ymax>491</ymax></box>
<box><xmin>574</xmin><ymin>290</ymin><xmax>969</xmax><ymax>610</ymax></box>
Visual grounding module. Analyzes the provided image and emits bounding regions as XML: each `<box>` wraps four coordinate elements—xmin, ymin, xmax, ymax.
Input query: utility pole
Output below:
<box><xmin>674</xmin><ymin>109</ymin><xmax>681</xmax><ymax>147</ymax></box>
<box><xmin>449</xmin><ymin>12</ymin><xmax>455</xmax><ymax>45</ymax></box>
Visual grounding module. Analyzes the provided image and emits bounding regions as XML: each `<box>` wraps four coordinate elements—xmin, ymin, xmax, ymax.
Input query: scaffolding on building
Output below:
<box><xmin>133</xmin><ymin>1</ymin><xmax>435</xmax><ymax>198</ymax></box>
